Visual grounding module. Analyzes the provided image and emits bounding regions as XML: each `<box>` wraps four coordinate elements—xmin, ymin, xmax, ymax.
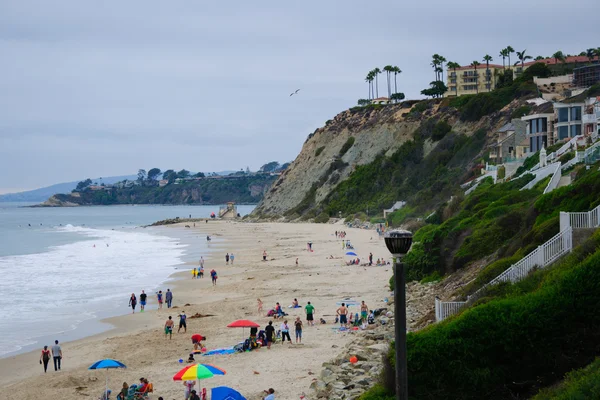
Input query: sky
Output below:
<box><xmin>0</xmin><ymin>0</ymin><xmax>598</xmax><ymax>193</ymax></box>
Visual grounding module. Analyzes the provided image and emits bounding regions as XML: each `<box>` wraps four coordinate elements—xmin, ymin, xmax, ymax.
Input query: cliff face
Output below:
<box><xmin>252</xmin><ymin>100</ymin><xmax>512</xmax><ymax>219</ymax></box>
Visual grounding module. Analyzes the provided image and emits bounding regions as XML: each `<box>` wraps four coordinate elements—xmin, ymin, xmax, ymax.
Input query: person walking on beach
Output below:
<box><xmin>230</xmin><ymin>253</ymin><xmax>234</xmax><ymax>264</ymax></box>
<box><xmin>139</xmin><ymin>290</ymin><xmax>147</xmax><ymax>312</ymax></box>
<box><xmin>200</xmin><ymin>257</ymin><xmax>204</xmax><ymax>269</ymax></box>
<box><xmin>199</xmin><ymin>266</ymin><xmax>204</xmax><ymax>278</ymax></box>
<box><xmin>164</xmin><ymin>316</ymin><xmax>174</xmax><ymax>339</ymax></box>
<box><xmin>166</xmin><ymin>289</ymin><xmax>173</xmax><ymax>308</ymax></box>
<box><xmin>280</xmin><ymin>320</ymin><xmax>292</xmax><ymax>344</ymax></box>
<box><xmin>369</xmin><ymin>253</ymin><xmax>373</xmax><ymax>266</ymax></box>
<box><xmin>225</xmin><ymin>253</ymin><xmax>229</xmax><ymax>265</ymax></box>
<box><xmin>361</xmin><ymin>301</ymin><xmax>369</xmax><ymax>323</ymax></box>
<box><xmin>263</xmin><ymin>250</ymin><xmax>267</xmax><ymax>261</ymax></box>
<box><xmin>257</xmin><ymin>298</ymin><xmax>263</xmax><ymax>314</ymax></box>
<box><xmin>265</xmin><ymin>321</ymin><xmax>275</xmax><ymax>349</ymax></box>
<box><xmin>51</xmin><ymin>340</ymin><xmax>62</xmax><ymax>371</ymax></box>
<box><xmin>294</xmin><ymin>317</ymin><xmax>303</xmax><ymax>343</ymax></box>
<box><xmin>129</xmin><ymin>293</ymin><xmax>137</xmax><ymax>314</ymax></box>
<box><xmin>178</xmin><ymin>311</ymin><xmax>187</xmax><ymax>333</ymax></box>
<box><xmin>40</xmin><ymin>345</ymin><xmax>51</xmax><ymax>373</ymax></box>
<box><xmin>192</xmin><ymin>268</ymin><xmax>197</xmax><ymax>279</ymax></box>
<box><xmin>305</xmin><ymin>302</ymin><xmax>315</xmax><ymax>326</ymax></box>
<box><xmin>210</xmin><ymin>269</ymin><xmax>218</xmax><ymax>286</ymax></box>
<box><xmin>337</xmin><ymin>303</ymin><xmax>349</xmax><ymax>328</ymax></box>
<box><xmin>157</xmin><ymin>291</ymin><xmax>163</xmax><ymax>309</ymax></box>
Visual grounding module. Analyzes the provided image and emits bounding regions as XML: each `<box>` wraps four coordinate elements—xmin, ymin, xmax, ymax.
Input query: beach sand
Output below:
<box><xmin>0</xmin><ymin>221</ymin><xmax>395</xmax><ymax>400</ymax></box>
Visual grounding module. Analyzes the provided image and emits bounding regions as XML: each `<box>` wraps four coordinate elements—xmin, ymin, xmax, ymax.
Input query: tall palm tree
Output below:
<box><xmin>372</xmin><ymin>67</ymin><xmax>381</xmax><ymax>98</ymax></box>
<box><xmin>392</xmin><ymin>66</ymin><xmax>401</xmax><ymax>97</ymax></box>
<box><xmin>586</xmin><ymin>48</ymin><xmax>596</xmax><ymax>63</ymax></box>
<box><xmin>471</xmin><ymin>61</ymin><xmax>481</xmax><ymax>94</ymax></box>
<box><xmin>499</xmin><ymin>48</ymin><xmax>509</xmax><ymax>70</ymax></box>
<box><xmin>515</xmin><ymin>49</ymin><xmax>532</xmax><ymax>70</ymax></box>
<box><xmin>365</xmin><ymin>72</ymin><xmax>372</xmax><ymax>100</ymax></box>
<box><xmin>552</xmin><ymin>51</ymin><xmax>565</xmax><ymax>65</ymax></box>
<box><xmin>438</xmin><ymin>55</ymin><xmax>447</xmax><ymax>83</ymax></box>
<box><xmin>446</xmin><ymin>61</ymin><xmax>460</xmax><ymax>95</ymax></box>
<box><xmin>483</xmin><ymin>55</ymin><xmax>493</xmax><ymax>92</ymax></box>
<box><xmin>431</xmin><ymin>54</ymin><xmax>441</xmax><ymax>81</ymax></box>
<box><xmin>383</xmin><ymin>65</ymin><xmax>394</xmax><ymax>99</ymax></box>
<box><xmin>506</xmin><ymin>46</ymin><xmax>515</xmax><ymax>68</ymax></box>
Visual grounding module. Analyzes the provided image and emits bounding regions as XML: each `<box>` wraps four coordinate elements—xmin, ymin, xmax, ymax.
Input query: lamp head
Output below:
<box><xmin>384</xmin><ymin>229</ymin><xmax>413</xmax><ymax>256</ymax></box>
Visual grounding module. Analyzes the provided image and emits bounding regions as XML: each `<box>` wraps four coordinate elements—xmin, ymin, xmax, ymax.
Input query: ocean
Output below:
<box><xmin>0</xmin><ymin>203</ymin><xmax>255</xmax><ymax>357</ymax></box>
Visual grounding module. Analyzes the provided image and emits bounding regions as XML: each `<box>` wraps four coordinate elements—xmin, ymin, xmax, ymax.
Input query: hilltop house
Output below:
<box><xmin>489</xmin><ymin>120</ymin><xmax>528</xmax><ymax>163</ymax></box>
<box><xmin>371</xmin><ymin>97</ymin><xmax>390</xmax><ymax>105</ymax></box>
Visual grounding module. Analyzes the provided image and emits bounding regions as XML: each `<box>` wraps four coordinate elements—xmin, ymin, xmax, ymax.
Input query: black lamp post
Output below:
<box><xmin>384</xmin><ymin>229</ymin><xmax>413</xmax><ymax>400</ymax></box>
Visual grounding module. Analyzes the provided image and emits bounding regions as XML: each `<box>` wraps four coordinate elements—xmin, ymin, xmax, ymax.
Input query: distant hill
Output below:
<box><xmin>0</xmin><ymin>171</ymin><xmax>240</xmax><ymax>202</ymax></box>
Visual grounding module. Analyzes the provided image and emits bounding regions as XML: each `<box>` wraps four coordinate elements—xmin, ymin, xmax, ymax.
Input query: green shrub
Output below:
<box><xmin>532</xmin><ymin>358</ymin><xmax>600</xmax><ymax>400</ymax></box>
<box><xmin>314</xmin><ymin>211</ymin><xmax>330</xmax><ymax>223</ymax></box>
<box><xmin>315</xmin><ymin>146</ymin><xmax>325</xmax><ymax>157</ymax></box>
<box><xmin>511</xmin><ymin>105</ymin><xmax>531</xmax><ymax>119</ymax></box>
<box><xmin>412</xmin><ymin>101</ymin><xmax>429</xmax><ymax>113</ymax></box>
<box><xmin>558</xmin><ymin>151</ymin><xmax>574</xmax><ymax>163</ymax></box>
<box><xmin>339</xmin><ymin>136</ymin><xmax>355</xmax><ymax>157</ymax></box>
<box><xmin>420</xmin><ymin>270</ymin><xmax>442</xmax><ymax>284</ymax></box>
<box><xmin>431</xmin><ymin>120</ymin><xmax>452</xmax><ymax>141</ymax></box>
<box><xmin>358</xmin><ymin>384</ymin><xmax>395</xmax><ymax>400</ymax></box>
<box><xmin>515</xmin><ymin>151</ymin><xmax>540</xmax><ymax>176</ymax></box>
<box><xmin>497</xmin><ymin>165</ymin><xmax>505</xmax><ymax>179</ymax></box>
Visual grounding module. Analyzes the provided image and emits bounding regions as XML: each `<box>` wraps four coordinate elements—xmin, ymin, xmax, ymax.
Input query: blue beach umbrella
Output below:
<box><xmin>89</xmin><ymin>359</ymin><xmax>127</xmax><ymax>397</ymax></box>
<box><xmin>345</xmin><ymin>251</ymin><xmax>357</xmax><ymax>256</ymax></box>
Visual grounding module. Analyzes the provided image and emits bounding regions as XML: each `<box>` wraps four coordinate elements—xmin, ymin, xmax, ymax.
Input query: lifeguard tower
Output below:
<box><xmin>218</xmin><ymin>202</ymin><xmax>238</xmax><ymax>219</ymax></box>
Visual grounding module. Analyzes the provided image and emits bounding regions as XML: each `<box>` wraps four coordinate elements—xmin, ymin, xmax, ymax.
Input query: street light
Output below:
<box><xmin>384</xmin><ymin>229</ymin><xmax>413</xmax><ymax>400</ymax></box>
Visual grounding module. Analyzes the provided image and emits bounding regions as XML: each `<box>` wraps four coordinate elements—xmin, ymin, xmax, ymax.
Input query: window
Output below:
<box><xmin>530</xmin><ymin>119</ymin><xmax>538</xmax><ymax>134</ymax></box>
<box><xmin>558</xmin><ymin>125</ymin><xmax>569</xmax><ymax>139</ymax></box>
<box><xmin>462</xmin><ymin>85</ymin><xmax>477</xmax><ymax>91</ymax></box>
<box><xmin>570</xmin><ymin>106</ymin><xmax>581</xmax><ymax>121</ymax></box>
<box><xmin>570</xmin><ymin>124</ymin><xmax>581</xmax><ymax>137</ymax></box>
<box><xmin>450</xmin><ymin>79</ymin><xmax>456</xmax><ymax>84</ymax></box>
<box><xmin>450</xmin><ymin>86</ymin><xmax>457</xmax><ymax>91</ymax></box>
<box><xmin>558</xmin><ymin>108</ymin><xmax>569</xmax><ymax>123</ymax></box>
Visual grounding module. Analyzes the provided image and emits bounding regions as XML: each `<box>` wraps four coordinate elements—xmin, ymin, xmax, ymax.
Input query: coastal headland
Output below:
<box><xmin>0</xmin><ymin>220</ymin><xmax>432</xmax><ymax>399</ymax></box>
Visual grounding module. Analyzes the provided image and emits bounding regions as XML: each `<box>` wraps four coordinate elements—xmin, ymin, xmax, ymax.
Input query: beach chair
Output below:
<box><xmin>134</xmin><ymin>383</ymin><xmax>153</xmax><ymax>399</ymax></box>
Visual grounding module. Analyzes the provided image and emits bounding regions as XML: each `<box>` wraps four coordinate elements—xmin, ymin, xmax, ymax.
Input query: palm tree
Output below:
<box><xmin>392</xmin><ymin>66</ymin><xmax>402</xmax><ymax>97</ymax></box>
<box><xmin>483</xmin><ymin>55</ymin><xmax>493</xmax><ymax>92</ymax></box>
<box><xmin>365</xmin><ymin>71</ymin><xmax>374</xmax><ymax>100</ymax></box>
<box><xmin>515</xmin><ymin>49</ymin><xmax>532</xmax><ymax>71</ymax></box>
<box><xmin>535</xmin><ymin>56</ymin><xmax>544</xmax><ymax>61</ymax></box>
<box><xmin>552</xmin><ymin>51</ymin><xmax>565</xmax><ymax>64</ymax></box>
<box><xmin>446</xmin><ymin>61</ymin><xmax>460</xmax><ymax>95</ymax></box>
<box><xmin>471</xmin><ymin>61</ymin><xmax>481</xmax><ymax>93</ymax></box>
<box><xmin>438</xmin><ymin>55</ymin><xmax>447</xmax><ymax>83</ymax></box>
<box><xmin>506</xmin><ymin>46</ymin><xmax>515</xmax><ymax>68</ymax></box>
<box><xmin>431</xmin><ymin>54</ymin><xmax>441</xmax><ymax>81</ymax></box>
<box><xmin>372</xmin><ymin>67</ymin><xmax>381</xmax><ymax>98</ymax></box>
<box><xmin>586</xmin><ymin>48</ymin><xmax>596</xmax><ymax>63</ymax></box>
<box><xmin>383</xmin><ymin>65</ymin><xmax>394</xmax><ymax>99</ymax></box>
<box><xmin>499</xmin><ymin>48</ymin><xmax>509</xmax><ymax>70</ymax></box>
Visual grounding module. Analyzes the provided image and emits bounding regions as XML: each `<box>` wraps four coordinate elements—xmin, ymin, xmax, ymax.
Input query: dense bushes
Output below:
<box><xmin>315</xmin><ymin>146</ymin><xmax>325</xmax><ymax>157</ymax></box>
<box><xmin>431</xmin><ymin>120</ymin><xmax>451</xmax><ymax>141</ymax></box>
<box><xmin>339</xmin><ymin>136</ymin><xmax>355</xmax><ymax>157</ymax></box>
<box><xmin>532</xmin><ymin>358</ymin><xmax>600</xmax><ymax>399</ymax></box>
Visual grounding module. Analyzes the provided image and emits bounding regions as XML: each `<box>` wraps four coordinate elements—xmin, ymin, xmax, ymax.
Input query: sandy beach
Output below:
<box><xmin>0</xmin><ymin>221</ymin><xmax>396</xmax><ymax>400</ymax></box>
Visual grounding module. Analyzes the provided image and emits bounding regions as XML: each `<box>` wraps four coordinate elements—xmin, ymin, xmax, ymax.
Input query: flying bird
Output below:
<box><xmin>289</xmin><ymin>89</ymin><xmax>301</xmax><ymax>97</ymax></box>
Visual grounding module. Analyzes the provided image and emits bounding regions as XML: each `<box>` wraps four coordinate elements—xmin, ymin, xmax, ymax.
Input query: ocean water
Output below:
<box><xmin>0</xmin><ymin>203</ymin><xmax>254</xmax><ymax>357</ymax></box>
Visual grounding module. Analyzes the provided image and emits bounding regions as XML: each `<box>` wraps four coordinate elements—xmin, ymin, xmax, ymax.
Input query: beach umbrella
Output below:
<box><xmin>345</xmin><ymin>251</ymin><xmax>357</xmax><ymax>256</ymax></box>
<box><xmin>173</xmin><ymin>363</ymin><xmax>226</xmax><ymax>395</ymax></box>
<box><xmin>227</xmin><ymin>319</ymin><xmax>260</xmax><ymax>339</ymax></box>
<box><xmin>89</xmin><ymin>359</ymin><xmax>127</xmax><ymax>398</ymax></box>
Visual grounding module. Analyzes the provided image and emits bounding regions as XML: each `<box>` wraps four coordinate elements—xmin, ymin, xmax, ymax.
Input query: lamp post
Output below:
<box><xmin>384</xmin><ymin>229</ymin><xmax>413</xmax><ymax>400</ymax></box>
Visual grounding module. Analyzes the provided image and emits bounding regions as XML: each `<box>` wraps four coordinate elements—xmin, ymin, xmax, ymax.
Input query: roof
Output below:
<box><xmin>372</xmin><ymin>97</ymin><xmax>390</xmax><ymax>101</ymax></box>
<box><xmin>497</xmin><ymin>122</ymin><xmax>515</xmax><ymax>133</ymax></box>
<box><xmin>524</xmin><ymin>55</ymin><xmax>599</xmax><ymax>67</ymax></box>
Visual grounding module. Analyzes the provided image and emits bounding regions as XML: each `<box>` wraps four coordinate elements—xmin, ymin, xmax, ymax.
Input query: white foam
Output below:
<box><xmin>0</xmin><ymin>225</ymin><xmax>185</xmax><ymax>356</ymax></box>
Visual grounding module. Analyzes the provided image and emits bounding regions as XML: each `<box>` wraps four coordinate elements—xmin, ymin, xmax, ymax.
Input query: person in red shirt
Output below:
<box><xmin>40</xmin><ymin>345</ymin><xmax>51</xmax><ymax>373</ymax></box>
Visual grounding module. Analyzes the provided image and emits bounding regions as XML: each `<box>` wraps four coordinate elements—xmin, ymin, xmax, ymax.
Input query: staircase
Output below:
<box><xmin>435</xmin><ymin>204</ymin><xmax>600</xmax><ymax>322</ymax></box>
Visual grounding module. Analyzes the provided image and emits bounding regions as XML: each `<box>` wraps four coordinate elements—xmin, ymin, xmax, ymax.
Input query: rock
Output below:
<box><xmin>367</xmin><ymin>343</ymin><xmax>389</xmax><ymax>353</ymax></box>
<box><xmin>320</xmin><ymin>369</ymin><xmax>333</xmax><ymax>378</ymax></box>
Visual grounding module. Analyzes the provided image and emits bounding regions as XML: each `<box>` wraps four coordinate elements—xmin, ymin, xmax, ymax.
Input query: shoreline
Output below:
<box><xmin>0</xmin><ymin>220</ymin><xmax>397</xmax><ymax>399</ymax></box>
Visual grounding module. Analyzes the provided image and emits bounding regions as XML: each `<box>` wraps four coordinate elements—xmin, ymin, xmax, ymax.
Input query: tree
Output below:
<box><xmin>383</xmin><ymin>65</ymin><xmax>394</xmax><ymax>99</ymax></box>
<box><xmin>193</xmin><ymin>172</ymin><xmax>205</xmax><ymax>178</ymax></box>
<box><xmin>506</xmin><ymin>46</ymin><xmax>515</xmax><ymax>67</ymax></box>
<box><xmin>515</xmin><ymin>49</ymin><xmax>532</xmax><ymax>70</ymax></box>
<box><xmin>438</xmin><ymin>55</ymin><xmax>447</xmax><ymax>83</ymax></box>
<box><xmin>147</xmin><ymin>168</ymin><xmax>161</xmax><ymax>184</ymax></box>
<box><xmin>390</xmin><ymin>92</ymin><xmax>405</xmax><ymax>102</ymax></box>
<box><xmin>372</xmin><ymin>67</ymin><xmax>381</xmax><ymax>98</ymax></box>
<box><xmin>393</xmin><ymin>66</ymin><xmax>402</xmax><ymax>97</ymax></box>
<box><xmin>162</xmin><ymin>169</ymin><xmax>177</xmax><ymax>184</ymax></box>
<box><xmin>279</xmin><ymin>162</ymin><xmax>291</xmax><ymax>171</ymax></box>
<box><xmin>365</xmin><ymin>72</ymin><xmax>374</xmax><ymax>100</ymax></box>
<box><xmin>552</xmin><ymin>50</ymin><xmax>565</xmax><ymax>64</ymax></box>
<box><xmin>535</xmin><ymin>55</ymin><xmax>544</xmax><ymax>60</ymax></box>
<box><xmin>595</xmin><ymin>48</ymin><xmax>600</xmax><ymax>61</ymax></box>
<box><xmin>260</xmin><ymin>161</ymin><xmax>280</xmax><ymax>173</ymax></box>
<box><xmin>177</xmin><ymin>169</ymin><xmax>190</xmax><ymax>179</ymax></box>
<box><xmin>586</xmin><ymin>48</ymin><xmax>596</xmax><ymax>63</ymax></box>
<box><xmin>431</xmin><ymin>54</ymin><xmax>446</xmax><ymax>82</ymax></box>
<box><xmin>75</xmin><ymin>178</ymin><xmax>92</xmax><ymax>191</ymax></box>
<box><xmin>483</xmin><ymin>55</ymin><xmax>493</xmax><ymax>92</ymax></box>
<box><xmin>357</xmin><ymin>99</ymin><xmax>371</xmax><ymax>106</ymax></box>
<box><xmin>421</xmin><ymin>81</ymin><xmax>447</xmax><ymax>98</ymax></box>
<box><xmin>499</xmin><ymin>48</ymin><xmax>509</xmax><ymax>70</ymax></box>
<box><xmin>471</xmin><ymin>61</ymin><xmax>481</xmax><ymax>93</ymax></box>
<box><xmin>137</xmin><ymin>169</ymin><xmax>147</xmax><ymax>185</ymax></box>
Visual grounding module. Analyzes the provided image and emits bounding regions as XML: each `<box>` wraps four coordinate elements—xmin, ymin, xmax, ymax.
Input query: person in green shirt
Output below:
<box><xmin>305</xmin><ymin>302</ymin><xmax>315</xmax><ymax>326</ymax></box>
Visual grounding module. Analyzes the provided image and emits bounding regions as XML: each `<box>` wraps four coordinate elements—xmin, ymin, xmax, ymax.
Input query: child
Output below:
<box><xmin>257</xmin><ymin>298</ymin><xmax>263</xmax><ymax>314</ymax></box>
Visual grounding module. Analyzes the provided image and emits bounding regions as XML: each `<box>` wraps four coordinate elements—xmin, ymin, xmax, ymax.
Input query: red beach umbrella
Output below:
<box><xmin>226</xmin><ymin>320</ymin><xmax>260</xmax><ymax>328</ymax></box>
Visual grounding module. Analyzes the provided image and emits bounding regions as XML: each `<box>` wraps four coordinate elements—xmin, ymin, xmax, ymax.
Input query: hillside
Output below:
<box><xmin>38</xmin><ymin>175</ymin><xmax>276</xmax><ymax>206</ymax></box>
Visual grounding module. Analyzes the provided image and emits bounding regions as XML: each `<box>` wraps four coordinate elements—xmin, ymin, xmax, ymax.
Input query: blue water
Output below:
<box><xmin>0</xmin><ymin>203</ymin><xmax>254</xmax><ymax>357</ymax></box>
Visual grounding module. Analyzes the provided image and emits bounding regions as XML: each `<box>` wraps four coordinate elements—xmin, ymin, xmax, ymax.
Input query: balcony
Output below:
<box><xmin>583</xmin><ymin>114</ymin><xmax>597</xmax><ymax>124</ymax></box>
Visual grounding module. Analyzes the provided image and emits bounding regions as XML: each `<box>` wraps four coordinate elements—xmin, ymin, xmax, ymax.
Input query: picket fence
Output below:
<box><xmin>434</xmin><ymin>204</ymin><xmax>600</xmax><ymax>322</ymax></box>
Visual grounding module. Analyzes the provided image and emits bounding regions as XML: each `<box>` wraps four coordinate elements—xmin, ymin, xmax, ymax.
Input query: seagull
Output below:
<box><xmin>289</xmin><ymin>89</ymin><xmax>301</xmax><ymax>97</ymax></box>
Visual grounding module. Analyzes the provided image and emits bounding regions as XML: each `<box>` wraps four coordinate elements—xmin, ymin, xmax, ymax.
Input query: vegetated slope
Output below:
<box><xmin>532</xmin><ymin>357</ymin><xmax>600</xmax><ymax>399</ymax></box>
<box><xmin>253</xmin><ymin>64</ymin><xmax>545</xmax><ymax>220</ymax></box>
<box><xmin>40</xmin><ymin>175</ymin><xmax>275</xmax><ymax>206</ymax></box>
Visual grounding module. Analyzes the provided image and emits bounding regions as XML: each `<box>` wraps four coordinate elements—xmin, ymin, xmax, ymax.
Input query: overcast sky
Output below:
<box><xmin>0</xmin><ymin>0</ymin><xmax>598</xmax><ymax>193</ymax></box>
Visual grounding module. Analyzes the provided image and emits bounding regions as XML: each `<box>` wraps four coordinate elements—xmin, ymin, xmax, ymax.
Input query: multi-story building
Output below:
<box><xmin>489</xmin><ymin>119</ymin><xmax>528</xmax><ymax>163</ymax></box>
<box><xmin>522</xmin><ymin>110</ymin><xmax>555</xmax><ymax>152</ymax></box>
<box><xmin>554</xmin><ymin>101</ymin><xmax>584</xmax><ymax>141</ymax></box>
<box><xmin>583</xmin><ymin>97</ymin><xmax>600</xmax><ymax>139</ymax></box>
<box><xmin>445</xmin><ymin>64</ymin><xmax>503</xmax><ymax>97</ymax></box>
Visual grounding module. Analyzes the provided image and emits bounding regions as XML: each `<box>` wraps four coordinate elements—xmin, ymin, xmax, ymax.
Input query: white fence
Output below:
<box><xmin>561</xmin><ymin>205</ymin><xmax>600</xmax><ymax>231</ymax></box>
<box><xmin>520</xmin><ymin>162</ymin><xmax>561</xmax><ymax>191</ymax></box>
<box><xmin>544</xmin><ymin>164</ymin><xmax>563</xmax><ymax>194</ymax></box>
<box><xmin>435</xmin><ymin>226</ymin><xmax>573</xmax><ymax>322</ymax></box>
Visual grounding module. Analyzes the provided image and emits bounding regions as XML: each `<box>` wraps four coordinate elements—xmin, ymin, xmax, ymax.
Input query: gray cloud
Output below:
<box><xmin>0</xmin><ymin>0</ymin><xmax>598</xmax><ymax>191</ymax></box>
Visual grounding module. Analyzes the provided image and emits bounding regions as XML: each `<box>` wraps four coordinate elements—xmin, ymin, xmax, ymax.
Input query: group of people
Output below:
<box><xmin>335</xmin><ymin>231</ymin><xmax>347</xmax><ymax>238</ymax></box>
<box><xmin>225</xmin><ymin>252</ymin><xmax>234</xmax><ymax>264</ymax></box>
<box><xmin>39</xmin><ymin>340</ymin><xmax>62</xmax><ymax>373</ymax></box>
<box><xmin>163</xmin><ymin>311</ymin><xmax>187</xmax><ymax>339</ymax></box>
<box><xmin>335</xmin><ymin>301</ymin><xmax>370</xmax><ymax>328</ymax></box>
<box><xmin>128</xmin><ymin>289</ymin><xmax>173</xmax><ymax>313</ymax></box>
